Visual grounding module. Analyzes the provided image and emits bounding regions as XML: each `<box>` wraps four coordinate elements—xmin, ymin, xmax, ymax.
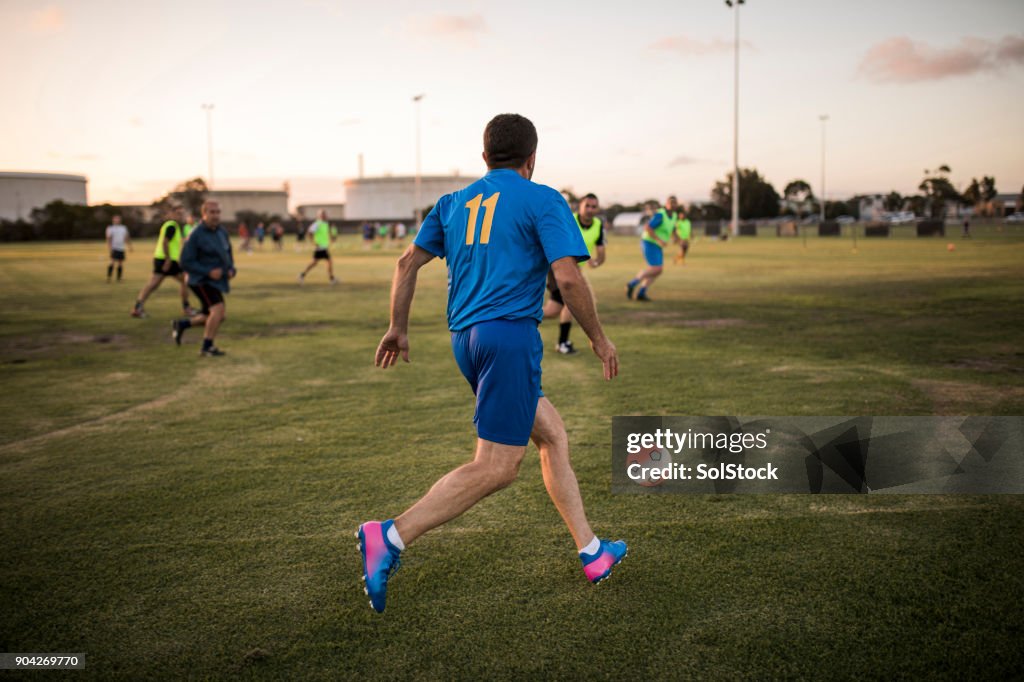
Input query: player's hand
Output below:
<box><xmin>375</xmin><ymin>328</ymin><xmax>410</xmax><ymax>368</ymax></box>
<box><xmin>209</xmin><ymin>267</ymin><xmax>223</xmax><ymax>280</ymax></box>
<box><xmin>590</xmin><ymin>336</ymin><xmax>619</xmax><ymax>381</ymax></box>
<box><xmin>228</xmin><ymin>268</ymin><xmax>236</xmax><ymax>279</ymax></box>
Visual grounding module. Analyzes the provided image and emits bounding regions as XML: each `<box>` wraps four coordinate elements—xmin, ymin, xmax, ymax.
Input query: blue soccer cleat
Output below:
<box><xmin>357</xmin><ymin>520</ymin><xmax>402</xmax><ymax>613</ymax></box>
<box><xmin>581</xmin><ymin>538</ymin><xmax>628</xmax><ymax>584</ymax></box>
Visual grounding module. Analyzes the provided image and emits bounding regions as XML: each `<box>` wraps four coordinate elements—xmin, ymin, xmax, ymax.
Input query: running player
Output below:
<box><xmin>297</xmin><ymin>210</ymin><xmax>338</xmax><ymax>285</ymax></box>
<box><xmin>543</xmin><ymin>192</ymin><xmax>606</xmax><ymax>354</ymax></box>
<box><xmin>673</xmin><ymin>206</ymin><xmax>692</xmax><ymax>264</ymax></box>
<box><xmin>105</xmin><ymin>215</ymin><xmax>132</xmax><ymax>282</ymax></box>
<box><xmin>359</xmin><ymin>113</ymin><xmax>626</xmax><ymax>613</ymax></box>
<box><xmin>131</xmin><ymin>204</ymin><xmax>193</xmax><ymax>318</ymax></box>
<box><xmin>625</xmin><ymin>195</ymin><xmax>682</xmax><ymax>302</ymax></box>
<box><xmin>172</xmin><ymin>200</ymin><xmax>235</xmax><ymax>357</ymax></box>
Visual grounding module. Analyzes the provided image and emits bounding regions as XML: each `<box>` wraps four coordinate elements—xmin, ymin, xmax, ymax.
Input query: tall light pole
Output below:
<box><xmin>413</xmin><ymin>93</ymin><xmax>425</xmax><ymax>226</ymax></box>
<box><xmin>725</xmin><ymin>0</ymin><xmax>744</xmax><ymax>236</ymax></box>
<box><xmin>201</xmin><ymin>103</ymin><xmax>215</xmax><ymax>188</ymax></box>
<box><xmin>819</xmin><ymin>114</ymin><xmax>829</xmax><ymax>223</ymax></box>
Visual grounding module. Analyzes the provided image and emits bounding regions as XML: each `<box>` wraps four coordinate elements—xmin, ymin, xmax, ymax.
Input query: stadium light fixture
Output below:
<box><xmin>819</xmin><ymin>114</ymin><xmax>829</xmax><ymax>223</ymax></box>
<box><xmin>413</xmin><ymin>94</ymin><xmax>425</xmax><ymax>226</ymax></box>
<box><xmin>201</xmin><ymin>103</ymin><xmax>215</xmax><ymax>189</ymax></box>
<box><xmin>725</xmin><ymin>0</ymin><xmax>745</xmax><ymax>235</ymax></box>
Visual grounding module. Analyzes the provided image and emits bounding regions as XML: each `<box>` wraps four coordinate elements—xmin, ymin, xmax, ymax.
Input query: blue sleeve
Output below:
<box><xmin>413</xmin><ymin>200</ymin><xmax>445</xmax><ymax>259</ymax></box>
<box><xmin>537</xmin><ymin>190</ymin><xmax>590</xmax><ymax>265</ymax></box>
<box><xmin>649</xmin><ymin>212</ymin><xmax>663</xmax><ymax>228</ymax></box>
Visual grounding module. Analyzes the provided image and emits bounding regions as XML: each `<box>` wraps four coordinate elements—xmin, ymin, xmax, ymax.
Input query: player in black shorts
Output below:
<box><xmin>172</xmin><ymin>200</ymin><xmax>236</xmax><ymax>357</ymax></box>
<box><xmin>131</xmin><ymin>205</ymin><xmax>194</xmax><ymax>318</ymax></box>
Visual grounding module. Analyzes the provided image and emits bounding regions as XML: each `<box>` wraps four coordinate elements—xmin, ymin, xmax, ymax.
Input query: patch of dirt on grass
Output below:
<box><xmin>0</xmin><ymin>362</ymin><xmax>266</xmax><ymax>454</ymax></box>
<box><xmin>617</xmin><ymin>311</ymin><xmax>748</xmax><ymax>329</ymax></box>
<box><xmin>255</xmin><ymin>323</ymin><xmax>334</xmax><ymax>337</ymax></box>
<box><xmin>911</xmin><ymin>378</ymin><xmax>1024</xmax><ymax>414</ymax></box>
<box><xmin>946</xmin><ymin>357</ymin><xmax>1023</xmax><ymax>373</ymax></box>
<box><xmin>1</xmin><ymin>332</ymin><xmax>130</xmax><ymax>359</ymax></box>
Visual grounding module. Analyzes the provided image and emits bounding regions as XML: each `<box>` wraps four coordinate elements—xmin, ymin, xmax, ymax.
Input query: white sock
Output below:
<box><xmin>579</xmin><ymin>536</ymin><xmax>600</xmax><ymax>556</ymax></box>
<box><xmin>386</xmin><ymin>522</ymin><xmax>405</xmax><ymax>551</ymax></box>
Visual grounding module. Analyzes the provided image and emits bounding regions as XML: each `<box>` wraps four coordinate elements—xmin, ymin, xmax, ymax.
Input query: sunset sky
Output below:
<box><xmin>1</xmin><ymin>0</ymin><xmax>1022</xmax><ymax>210</ymax></box>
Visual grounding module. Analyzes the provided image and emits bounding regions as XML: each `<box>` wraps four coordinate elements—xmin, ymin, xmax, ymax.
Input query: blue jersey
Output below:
<box><xmin>414</xmin><ymin>169</ymin><xmax>589</xmax><ymax>332</ymax></box>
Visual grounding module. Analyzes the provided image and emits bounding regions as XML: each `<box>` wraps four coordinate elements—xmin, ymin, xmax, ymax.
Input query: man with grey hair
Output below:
<box><xmin>173</xmin><ymin>200</ymin><xmax>235</xmax><ymax>357</ymax></box>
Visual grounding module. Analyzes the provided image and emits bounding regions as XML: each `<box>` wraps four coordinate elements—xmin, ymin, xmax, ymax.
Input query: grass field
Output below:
<box><xmin>1</xmin><ymin>230</ymin><xmax>1023</xmax><ymax>679</ymax></box>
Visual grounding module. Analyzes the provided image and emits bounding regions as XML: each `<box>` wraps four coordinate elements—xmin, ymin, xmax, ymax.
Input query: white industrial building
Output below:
<box><xmin>343</xmin><ymin>175</ymin><xmax>475</xmax><ymax>221</ymax></box>
<box><xmin>0</xmin><ymin>172</ymin><xmax>88</xmax><ymax>221</ymax></box>
<box><xmin>208</xmin><ymin>190</ymin><xmax>289</xmax><ymax>221</ymax></box>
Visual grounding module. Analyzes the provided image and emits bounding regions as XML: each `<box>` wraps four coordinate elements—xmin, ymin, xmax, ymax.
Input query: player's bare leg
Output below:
<box><xmin>393</xmin><ymin>438</ymin><xmax>526</xmax><ymax>545</ymax></box>
<box><xmin>531</xmin><ymin>397</ymin><xmax>593</xmax><ymax>549</ymax></box>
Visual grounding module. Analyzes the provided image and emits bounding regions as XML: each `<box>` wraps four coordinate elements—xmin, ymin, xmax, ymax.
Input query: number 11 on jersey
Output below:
<box><xmin>465</xmin><ymin>192</ymin><xmax>500</xmax><ymax>245</ymax></box>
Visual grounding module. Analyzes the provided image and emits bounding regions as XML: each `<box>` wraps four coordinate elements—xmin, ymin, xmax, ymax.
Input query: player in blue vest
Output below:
<box><xmin>357</xmin><ymin>114</ymin><xmax>627</xmax><ymax>613</ymax></box>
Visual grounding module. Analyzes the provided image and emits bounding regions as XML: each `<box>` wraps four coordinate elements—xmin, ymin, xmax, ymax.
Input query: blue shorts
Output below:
<box><xmin>451</xmin><ymin>319</ymin><xmax>543</xmax><ymax>446</ymax></box>
<box><xmin>642</xmin><ymin>240</ymin><xmax>664</xmax><ymax>266</ymax></box>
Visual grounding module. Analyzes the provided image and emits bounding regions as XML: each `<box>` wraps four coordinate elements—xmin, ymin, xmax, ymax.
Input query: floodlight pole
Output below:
<box><xmin>819</xmin><ymin>114</ymin><xmax>829</xmax><ymax>223</ymax></box>
<box><xmin>726</xmin><ymin>0</ymin><xmax>744</xmax><ymax>236</ymax></box>
<box><xmin>413</xmin><ymin>94</ymin><xmax>425</xmax><ymax>226</ymax></box>
<box><xmin>201</xmin><ymin>103</ymin><xmax>215</xmax><ymax>189</ymax></box>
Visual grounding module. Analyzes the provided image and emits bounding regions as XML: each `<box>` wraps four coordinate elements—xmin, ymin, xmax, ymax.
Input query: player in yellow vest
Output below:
<box><xmin>298</xmin><ymin>209</ymin><xmax>339</xmax><ymax>285</ymax></box>
<box><xmin>673</xmin><ymin>208</ymin><xmax>692</xmax><ymax>264</ymax></box>
<box><xmin>131</xmin><ymin>204</ymin><xmax>194</xmax><ymax>318</ymax></box>
<box><xmin>626</xmin><ymin>195</ymin><xmax>680</xmax><ymax>302</ymax></box>
<box><xmin>543</xmin><ymin>193</ymin><xmax>606</xmax><ymax>354</ymax></box>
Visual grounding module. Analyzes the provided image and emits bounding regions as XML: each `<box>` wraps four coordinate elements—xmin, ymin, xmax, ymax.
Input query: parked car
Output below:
<box><xmin>1006</xmin><ymin>212</ymin><xmax>1024</xmax><ymax>223</ymax></box>
<box><xmin>836</xmin><ymin>215</ymin><xmax>855</xmax><ymax>225</ymax></box>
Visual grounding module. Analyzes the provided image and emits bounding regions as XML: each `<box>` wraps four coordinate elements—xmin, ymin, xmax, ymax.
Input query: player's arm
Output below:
<box><xmin>105</xmin><ymin>228</ymin><xmax>112</xmax><ymax>251</ymax></box>
<box><xmin>375</xmin><ymin>244</ymin><xmax>436</xmax><ymax>368</ymax></box>
<box><xmin>551</xmin><ymin>256</ymin><xmax>618</xmax><ymax>380</ymax></box>
<box><xmin>126</xmin><ymin>230</ymin><xmax>133</xmax><ymax>252</ymax></box>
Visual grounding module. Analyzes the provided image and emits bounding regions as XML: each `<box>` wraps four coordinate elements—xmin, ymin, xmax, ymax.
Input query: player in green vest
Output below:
<box><xmin>673</xmin><ymin>208</ymin><xmax>692</xmax><ymax>265</ymax></box>
<box><xmin>131</xmin><ymin>204</ymin><xmax>194</xmax><ymax>318</ymax></box>
<box><xmin>626</xmin><ymin>195</ymin><xmax>680</xmax><ymax>302</ymax></box>
<box><xmin>298</xmin><ymin>210</ymin><xmax>339</xmax><ymax>285</ymax></box>
<box><xmin>544</xmin><ymin>193</ymin><xmax>606</xmax><ymax>354</ymax></box>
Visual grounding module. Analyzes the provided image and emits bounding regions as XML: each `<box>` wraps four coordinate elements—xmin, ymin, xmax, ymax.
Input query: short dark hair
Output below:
<box><xmin>483</xmin><ymin>114</ymin><xmax>537</xmax><ymax>169</ymax></box>
<box><xmin>581</xmin><ymin>193</ymin><xmax>598</xmax><ymax>202</ymax></box>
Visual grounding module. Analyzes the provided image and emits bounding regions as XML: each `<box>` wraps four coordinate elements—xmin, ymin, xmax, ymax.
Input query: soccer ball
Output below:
<box><xmin>626</xmin><ymin>447</ymin><xmax>673</xmax><ymax>487</ymax></box>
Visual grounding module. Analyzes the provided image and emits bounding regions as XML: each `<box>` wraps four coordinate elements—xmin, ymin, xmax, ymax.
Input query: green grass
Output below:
<box><xmin>1</xmin><ymin>232</ymin><xmax>1022</xmax><ymax>679</ymax></box>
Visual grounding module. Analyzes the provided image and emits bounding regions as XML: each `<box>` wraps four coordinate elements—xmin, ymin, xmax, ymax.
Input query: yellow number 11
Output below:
<box><xmin>465</xmin><ymin>192</ymin><xmax>500</xmax><ymax>245</ymax></box>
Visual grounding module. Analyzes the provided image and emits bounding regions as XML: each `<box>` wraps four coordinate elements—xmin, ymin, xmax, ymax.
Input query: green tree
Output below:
<box><xmin>980</xmin><ymin>176</ymin><xmax>997</xmax><ymax>202</ymax></box>
<box><xmin>883</xmin><ymin>191</ymin><xmax>903</xmax><ymax>212</ymax></box>
<box><xmin>919</xmin><ymin>165</ymin><xmax>961</xmax><ymax>219</ymax></box>
<box><xmin>712</xmin><ymin>168</ymin><xmax>780</xmax><ymax>219</ymax></box>
<box><xmin>782</xmin><ymin>179</ymin><xmax>814</xmax><ymax>218</ymax></box>
<box><xmin>962</xmin><ymin>178</ymin><xmax>981</xmax><ymax>207</ymax></box>
<box><xmin>151</xmin><ymin>177</ymin><xmax>209</xmax><ymax>219</ymax></box>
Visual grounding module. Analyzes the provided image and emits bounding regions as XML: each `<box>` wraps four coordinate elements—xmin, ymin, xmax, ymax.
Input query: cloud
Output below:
<box><xmin>858</xmin><ymin>34</ymin><xmax>1024</xmax><ymax>83</ymax></box>
<box><xmin>667</xmin><ymin>155</ymin><xmax>715</xmax><ymax>168</ymax></box>
<box><xmin>405</xmin><ymin>14</ymin><xmax>487</xmax><ymax>47</ymax></box>
<box><xmin>651</xmin><ymin>35</ymin><xmax>753</xmax><ymax>57</ymax></box>
<box><xmin>30</xmin><ymin>6</ymin><xmax>65</xmax><ymax>33</ymax></box>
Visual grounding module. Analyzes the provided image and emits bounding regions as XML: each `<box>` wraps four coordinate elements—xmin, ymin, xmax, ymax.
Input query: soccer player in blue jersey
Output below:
<box><xmin>626</xmin><ymin>195</ymin><xmax>682</xmax><ymax>302</ymax></box>
<box><xmin>357</xmin><ymin>114</ymin><xmax>626</xmax><ymax>613</ymax></box>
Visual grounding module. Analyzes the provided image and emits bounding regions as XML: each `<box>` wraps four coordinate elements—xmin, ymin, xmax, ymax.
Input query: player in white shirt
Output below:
<box><xmin>105</xmin><ymin>215</ymin><xmax>132</xmax><ymax>282</ymax></box>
